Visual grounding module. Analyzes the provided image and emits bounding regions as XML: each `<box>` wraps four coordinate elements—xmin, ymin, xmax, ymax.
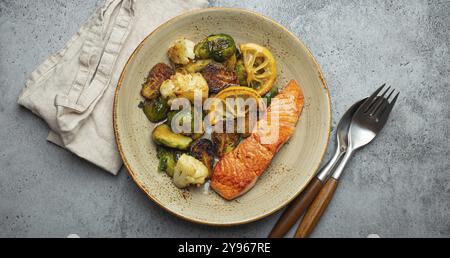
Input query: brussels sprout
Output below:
<box><xmin>224</xmin><ymin>54</ymin><xmax>237</xmax><ymax>71</ymax></box>
<box><xmin>263</xmin><ymin>86</ymin><xmax>279</xmax><ymax>106</ymax></box>
<box><xmin>208</xmin><ymin>34</ymin><xmax>237</xmax><ymax>62</ymax></box>
<box><xmin>194</xmin><ymin>34</ymin><xmax>237</xmax><ymax>62</ymax></box>
<box><xmin>152</xmin><ymin>124</ymin><xmax>193</xmax><ymax>150</ymax></box>
<box><xmin>143</xmin><ymin>97</ymin><xmax>170</xmax><ymax>123</ymax></box>
<box><xmin>166</xmin><ymin>110</ymin><xmax>178</xmax><ymax>126</ymax></box>
<box><xmin>141</xmin><ymin>63</ymin><xmax>174</xmax><ymax>100</ymax></box>
<box><xmin>212</xmin><ymin>120</ymin><xmax>242</xmax><ymax>157</ymax></box>
<box><xmin>189</xmin><ymin>139</ymin><xmax>215</xmax><ymax>174</ymax></box>
<box><xmin>201</xmin><ymin>63</ymin><xmax>239</xmax><ymax>94</ymax></box>
<box><xmin>235</xmin><ymin>59</ymin><xmax>248</xmax><ymax>86</ymax></box>
<box><xmin>212</xmin><ymin>131</ymin><xmax>241</xmax><ymax>157</ymax></box>
<box><xmin>157</xmin><ymin>147</ymin><xmax>177</xmax><ymax>177</ymax></box>
<box><xmin>194</xmin><ymin>38</ymin><xmax>211</xmax><ymax>59</ymax></box>
<box><xmin>166</xmin><ymin>109</ymin><xmax>204</xmax><ymax>139</ymax></box>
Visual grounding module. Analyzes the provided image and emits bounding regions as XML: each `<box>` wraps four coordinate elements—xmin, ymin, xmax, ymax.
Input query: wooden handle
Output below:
<box><xmin>294</xmin><ymin>178</ymin><xmax>339</xmax><ymax>238</ymax></box>
<box><xmin>268</xmin><ymin>178</ymin><xmax>323</xmax><ymax>238</ymax></box>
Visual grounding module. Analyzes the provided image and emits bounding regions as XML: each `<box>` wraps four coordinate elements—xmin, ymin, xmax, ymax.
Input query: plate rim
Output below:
<box><xmin>113</xmin><ymin>7</ymin><xmax>332</xmax><ymax>226</ymax></box>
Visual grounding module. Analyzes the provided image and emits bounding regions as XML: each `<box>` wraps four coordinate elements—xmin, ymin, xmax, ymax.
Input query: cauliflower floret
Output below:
<box><xmin>159</xmin><ymin>79</ymin><xmax>177</xmax><ymax>100</ymax></box>
<box><xmin>173</xmin><ymin>154</ymin><xmax>209</xmax><ymax>188</ymax></box>
<box><xmin>168</xmin><ymin>38</ymin><xmax>195</xmax><ymax>65</ymax></box>
<box><xmin>160</xmin><ymin>72</ymin><xmax>209</xmax><ymax>102</ymax></box>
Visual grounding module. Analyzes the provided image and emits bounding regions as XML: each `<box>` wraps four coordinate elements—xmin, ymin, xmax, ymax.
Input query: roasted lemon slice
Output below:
<box><xmin>208</xmin><ymin>86</ymin><xmax>261</xmax><ymax>125</ymax></box>
<box><xmin>240</xmin><ymin>43</ymin><xmax>277</xmax><ymax>96</ymax></box>
<box><xmin>215</xmin><ymin>86</ymin><xmax>260</xmax><ymax>101</ymax></box>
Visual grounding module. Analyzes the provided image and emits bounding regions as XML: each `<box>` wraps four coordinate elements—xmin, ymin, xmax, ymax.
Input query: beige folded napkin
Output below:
<box><xmin>17</xmin><ymin>0</ymin><xmax>208</xmax><ymax>175</ymax></box>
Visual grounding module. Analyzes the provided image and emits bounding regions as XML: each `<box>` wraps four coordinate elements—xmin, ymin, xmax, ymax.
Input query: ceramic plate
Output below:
<box><xmin>114</xmin><ymin>8</ymin><xmax>331</xmax><ymax>225</ymax></box>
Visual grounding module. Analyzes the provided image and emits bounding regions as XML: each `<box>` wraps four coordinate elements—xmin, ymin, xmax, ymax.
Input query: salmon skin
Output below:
<box><xmin>211</xmin><ymin>80</ymin><xmax>305</xmax><ymax>200</ymax></box>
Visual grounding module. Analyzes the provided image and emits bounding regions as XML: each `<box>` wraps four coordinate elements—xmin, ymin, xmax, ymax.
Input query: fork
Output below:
<box><xmin>294</xmin><ymin>84</ymin><xmax>399</xmax><ymax>238</ymax></box>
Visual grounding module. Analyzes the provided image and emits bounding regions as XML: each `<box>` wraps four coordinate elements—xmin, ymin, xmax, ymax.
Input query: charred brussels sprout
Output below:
<box><xmin>194</xmin><ymin>34</ymin><xmax>237</xmax><ymax>62</ymax></box>
<box><xmin>212</xmin><ymin>131</ymin><xmax>241</xmax><ymax>157</ymax></box>
<box><xmin>189</xmin><ymin>139</ymin><xmax>215</xmax><ymax>174</ymax></box>
<box><xmin>201</xmin><ymin>63</ymin><xmax>239</xmax><ymax>94</ymax></box>
<box><xmin>211</xmin><ymin>120</ymin><xmax>242</xmax><ymax>157</ymax></box>
<box><xmin>208</xmin><ymin>34</ymin><xmax>237</xmax><ymax>62</ymax></box>
<box><xmin>166</xmin><ymin>110</ymin><xmax>179</xmax><ymax>126</ymax></box>
<box><xmin>157</xmin><ymin>147</ymin><xmax>177</xmax><ymax>177</ymax></box>
<box><xmin>166</xmin><ymin>109</ymin><xmax>204</xmax><ymax>139</ymax></box>
<box><xmin>235</xmin><ymin>59</ymin><xmax>248</xmax><ymax>86</ymax></box>
<box><xmin>143</xmin><ymin>97</ymin><xmax>169</xmax><ymax>123</ymax></box>
<box><xmin>141</xmin><ymin>63</ymin><xmax>174</xmax><ymax>100</ymax></box>
<box><xmin>194</xmin><ymin>38</ymin><xmax>212</xmax><ymax>60</ymax></box>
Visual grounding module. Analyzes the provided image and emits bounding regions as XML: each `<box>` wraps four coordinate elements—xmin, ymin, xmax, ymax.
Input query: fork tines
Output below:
<box><xmin>364</xmin><ymin>84</ymin><xmax>400</xmax><ymax>118</ymax></box>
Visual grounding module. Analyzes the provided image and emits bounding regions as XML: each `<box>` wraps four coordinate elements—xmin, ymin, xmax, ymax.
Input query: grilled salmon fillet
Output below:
<box><xmin>211</xmin><ymin>80</ymin><xmax>305</xmax><ymax>200</ymax></box>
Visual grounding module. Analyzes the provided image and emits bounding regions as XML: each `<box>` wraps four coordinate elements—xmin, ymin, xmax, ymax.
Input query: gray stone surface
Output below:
<box><xmin>0</xmin><ymin>0</ymin><xmax>448</xmax><ymax>238</ymax></box>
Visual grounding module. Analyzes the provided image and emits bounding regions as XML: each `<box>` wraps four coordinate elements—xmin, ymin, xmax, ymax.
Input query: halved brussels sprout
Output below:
<box><xmin>194</xmin><ymin>38</ymin><xmax>211</xmax><ymax>60</ymax></box>
<box><xmin>143</xmin><ymin>97</ymin><xmax>169</xmax><ymax>123</ymax></box>
<box><xmin>194</xmin><ymin>34</ymin><xmax>237</xmax><ymax>62</ymax></box>
<box><xmin>157</xmin><ymin>147</ymin><xmax>177</xmax><ymax>177</ymax></box>
<box><xmin>208</xmin><ymin>34</ymin><xmax>237</xmax><ymax>62</ymax></box>
<box><xmin>141</xmin><ymin>63</ymin><xmax>174</xmax><ymax>100</ymax></box>
<box><xmin>211</xmin><ymin>120</ymin><xmax>242</xmax><ymax>157</ymax></box>
<box><xmin>224</xmin><ymin>54</ymin><xmax>237</xmax><ymax>71</ymax></box>
<box><xmin>152</xmin><ymin>124</ymin><xmax>193</xmax><ymax>150</ymax></box>
<box><xmin>166</xmin><ymin>109</ymin><xmax>204</xmax><ymax>139</ymax></box>
<box><xmin>189</xmin><ymin>139</ymin><xmax>215</xmax><ymax>174</ymax></box>
<box><xmin>212</xmin><ymin>132</ymin><xmax>241</xmax><ymax>157</ymax></box>
<box><xmin>201</xmin><ymin>63</ymin><xmax>239</xmax><ymax>94</ymax></box>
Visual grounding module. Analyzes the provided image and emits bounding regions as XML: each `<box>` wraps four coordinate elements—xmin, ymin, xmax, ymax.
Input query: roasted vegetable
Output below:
<box><xmin>143</xmin><ymin>97</ymin><xmax>169</xmax><ymax>123</ymax></box>
<box><xmin>189</xmin><ymin>139</ymin><xmax>215</xmax><ymax>174</ymax></box>
<box><xmin>208</xmin><ymin>34</ymin><xmax>237</xmax><ymax>62</ymax></box>
<box><xmin>141</xmin><ymin>63</ymin><xmax>174</xmax><ymax>100</ymax></box>
<box><xmin>235</xmin><ymin>59</ymin><xmax>248</xmax><ymax>86</ymax></box>
<box><xmin>152</xmin><ymin>124</ymin><xmax>193</xmax><ymax>150</ymax></box>
<box><xmin>263</xmin><ymin>86</ymin><xmax>279</xmax><ymax>106</ymax></box>
<box><xmin>160</xmin><ymin>73</ymin><xmax>209</xmax><ymax>103</ymax></box>
<box><xmin>208</xmin><ymin>86</ymin><xmax>261</xmax><ymax>126</ymax></box>
<box><xmin>157</xmin><ymin>147</ymin><xmax>176</xmax><ymax>177</ymax></box>
<box><xmin>173</xmin><ymin>154</ymin><xmax>209</xmax><ymax>188</ymax></box>
<box><xmin>167</xmin><ymin>38</ymin><xmax>195</xmax><ymax>65</ymax></box>
<box><xmin>166</xmin><ymin>110</ymin><xmax>179</xmax><ymax>126</ymax></box>
<box><xmin>177</xmin><ymin>59</ymin><xmax>213</xmax><ymax>74</ymax></box>
<box><xmin>194</xmin><ymin>34</ymin><xmax>237</xmax><ymax>62</ymax></box>
<box><xmin>194</xmin><ymin>38</ymin><xmax>211</xmax><ymax>59</ymax></box>
<box><xmin>201</xmin><ymin>63</ymin><xmax>239</xmax><ymax>94</ymax></box>
<box><xmin>166</xmin><ymin>109</ymin><xmax>204</xmax><ymax>139</ymax></box>
<box><xmin>212</xmin><ymin>120</ymin><xmax>242</xmax><ymax>157</ymax></box>
<box><xmin>224</xmin><ymin>54</ymin><xmax>237</xmax><ymax>71</ymax></box>
<box><xmin>212</xmin><ymin>132</ymin><xmax>241</xmax><ymax>157</ymax></box>
<box><xmin>240</xmin><ymin>43</ymin><xmax>277</xmax><ymax>96</ymax></box>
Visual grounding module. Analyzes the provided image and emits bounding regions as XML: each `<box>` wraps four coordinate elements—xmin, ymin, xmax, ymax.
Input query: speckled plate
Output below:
<box><xmin>114</xmin><ymin>8</ymin><xmax>331</xmax><ymax>226</ymax></box>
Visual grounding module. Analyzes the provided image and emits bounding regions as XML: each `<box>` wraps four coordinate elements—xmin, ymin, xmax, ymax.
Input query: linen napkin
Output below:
<box><xmin>17</xmin><ymin>0</ymin><xmax>208</xmax><ymax>175</ymax></box>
